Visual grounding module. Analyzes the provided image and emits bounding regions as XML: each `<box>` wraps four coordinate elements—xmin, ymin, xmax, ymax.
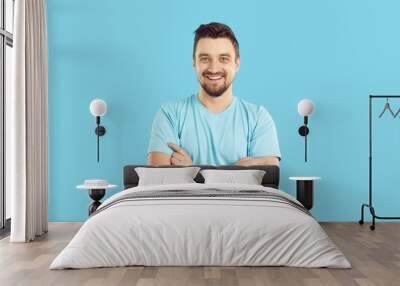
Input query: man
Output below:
<box><xmin>147</xmin><ymin>22</ymin><xmax>281</xmax><ymax>166</ymax></box>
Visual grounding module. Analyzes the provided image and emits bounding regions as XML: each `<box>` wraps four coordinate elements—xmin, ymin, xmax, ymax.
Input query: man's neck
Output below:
<box><xmin>198</xmin><ymin>86</ymin><xmax>234</xmax><ymax>114</ymax></box>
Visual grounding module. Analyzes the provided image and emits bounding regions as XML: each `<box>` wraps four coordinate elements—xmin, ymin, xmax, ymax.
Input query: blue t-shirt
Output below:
<box><xmin>147</xmin><ymin>94</ymin><xmax>281</xmax><ymax>165</ymax></box>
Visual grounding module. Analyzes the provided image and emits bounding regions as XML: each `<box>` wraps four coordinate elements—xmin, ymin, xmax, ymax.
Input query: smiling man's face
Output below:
<box><xmin>193</xmin><ymin>37</ymin><xmax>240</xmax><ymax>97</ymax></box>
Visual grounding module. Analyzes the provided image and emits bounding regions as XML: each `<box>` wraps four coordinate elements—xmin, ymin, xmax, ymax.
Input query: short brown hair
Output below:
<box><xmin>193</xmin><ymin>22</ymin><xmax>240</xmax><ymax>59</ymax></box>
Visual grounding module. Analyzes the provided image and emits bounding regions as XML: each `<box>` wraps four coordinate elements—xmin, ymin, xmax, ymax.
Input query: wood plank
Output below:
<box><xmin>0</xmin><ymin>222</ymin><xmax>399</xmax><ymax>286</ymax></box>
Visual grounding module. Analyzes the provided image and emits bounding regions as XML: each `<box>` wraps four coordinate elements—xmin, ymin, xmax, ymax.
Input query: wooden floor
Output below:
<box><xmin>0</xmin><ymin>222</ymin><xmax>399</xmax><ymax>286</ymax></box>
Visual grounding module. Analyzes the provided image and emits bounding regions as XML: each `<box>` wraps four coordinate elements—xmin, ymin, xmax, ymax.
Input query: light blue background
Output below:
<box><xmin>47</xmin><ymin>0</ymin><xmax>400</xmax><ymax>221</ymax></box>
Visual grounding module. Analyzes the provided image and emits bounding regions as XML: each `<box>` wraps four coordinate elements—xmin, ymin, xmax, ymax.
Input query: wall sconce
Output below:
<box><xmin>297</xmin><ymin>99</ymin><xmax>315</xmax><ymax>162</ymax></box>
<box><xmin>89</xmin><ymin>99</ymin><xmax>107</xmax><ymax>162</ymax></box>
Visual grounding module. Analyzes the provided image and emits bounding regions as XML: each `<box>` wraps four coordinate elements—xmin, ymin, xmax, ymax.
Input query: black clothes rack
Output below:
<box><xmin>359</xmin><ymin>95</ymin><xmax>400</xmax><ymax>230</ymax></box>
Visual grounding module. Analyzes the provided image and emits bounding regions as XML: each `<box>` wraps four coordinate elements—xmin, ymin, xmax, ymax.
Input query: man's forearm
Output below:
<box><xmin>148</xmin><ymin>144</ymin><xmax>193</xmax><ymax>166</ymax></box>
<box><xmin>147</xmin><ymin>152</ymin><xmax>172</xmax><ymax>166</ymax></box>
<box><xmin>235</xmin><ymin>156</ymin><xmax>279</xmax><ymax>166</ymax></box>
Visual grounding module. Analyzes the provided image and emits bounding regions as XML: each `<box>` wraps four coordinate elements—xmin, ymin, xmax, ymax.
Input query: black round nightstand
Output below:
<box><xmin>289</xmin><ymin>177</ymin><xmax>321</xmax><ymax>210</ymax></box>
<box><xmin>88</xmin><ymin>189</ymin><xmax>106</xmax><ymax>215</ymax></box>
<box><xmin>77</xmin><ymin>180</ymin><xmax>117</xmax><ymax>216</ymax></box>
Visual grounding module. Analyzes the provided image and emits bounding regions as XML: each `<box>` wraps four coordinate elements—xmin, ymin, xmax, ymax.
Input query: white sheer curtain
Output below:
<box><xmin>7</xmin><ymin>0</ymin><xmax>48</xmax><ymax>242</ymax></box>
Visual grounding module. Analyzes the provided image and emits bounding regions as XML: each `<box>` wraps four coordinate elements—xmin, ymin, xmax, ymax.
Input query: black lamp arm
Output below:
<box><xmin>94</xmin><ymin>116</ymin><xmax>106</xmax><ymax>162</ymax></box>
<box><xmin>298</xmin><ymin>116</ymin><xmax>310</xmax><ymax>162</ymax></box>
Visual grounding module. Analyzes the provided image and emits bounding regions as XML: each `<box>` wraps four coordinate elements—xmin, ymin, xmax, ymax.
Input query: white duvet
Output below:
<box><xmin>50</xmin><ymin>183</ymin><xmax>351</xmax><ymax>269</ymax></box>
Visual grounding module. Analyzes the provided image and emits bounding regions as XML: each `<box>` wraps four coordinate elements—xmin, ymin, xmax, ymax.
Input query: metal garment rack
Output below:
<box><xmin>359</xmin><ymin>95</ymin><xmax>400</xmax><ymax>230</ymax></box>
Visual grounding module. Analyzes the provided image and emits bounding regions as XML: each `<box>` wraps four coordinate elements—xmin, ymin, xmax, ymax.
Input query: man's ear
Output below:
<box><xmin>192</xmin><ymin>58</ymin><xmax>196</xmax><ymax>69</ymax></box>
<box><xmin>235</xmin><ymin>57</ymin><xmax>240</xmax><ymax>72</ymax></box>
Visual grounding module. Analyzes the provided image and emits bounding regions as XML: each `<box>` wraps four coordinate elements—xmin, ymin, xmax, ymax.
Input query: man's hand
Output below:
<box><xmin>167</xmin><ymin>143</ymin><xmax>193</xmax><ymax>166</ymax></box>
<box><xmin>235</xmin><ymin>156</ymin><xmax>279</xmax><ymax>166</ymax></box>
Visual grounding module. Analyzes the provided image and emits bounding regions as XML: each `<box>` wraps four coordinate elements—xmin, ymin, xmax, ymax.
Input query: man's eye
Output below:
<box><xmin>221</xmin><ymin>57</ymin><xmax>230</xmax><ymax>63</ymax></box>
<box><xmin>200</xmin><ymin>58</ymin><xmax>209</xmax><ymax>62</ymax></box>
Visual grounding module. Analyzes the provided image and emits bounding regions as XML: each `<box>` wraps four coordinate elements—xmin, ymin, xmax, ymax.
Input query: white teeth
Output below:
<box><xmin>207</xmin><ymin>76</ymin><xmax>222</xmax><ymax>80</ymax></box>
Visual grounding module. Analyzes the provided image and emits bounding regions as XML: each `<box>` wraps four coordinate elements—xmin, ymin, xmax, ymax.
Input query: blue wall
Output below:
<box><xmin>47</xmin><ymin>0</ymin><xmax>400</xmax><ymax>221</ymax></box>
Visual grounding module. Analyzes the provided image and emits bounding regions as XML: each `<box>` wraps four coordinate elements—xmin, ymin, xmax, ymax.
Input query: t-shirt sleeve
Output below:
<box><xmin>249</xmin><ymin>106</ymin><xmax>281</xmax><ymax>160</ymax></box>
<box><xmin>147</xmin><ymin>105</ymin><xmax>179</xmax><ymax>155</ymax></box>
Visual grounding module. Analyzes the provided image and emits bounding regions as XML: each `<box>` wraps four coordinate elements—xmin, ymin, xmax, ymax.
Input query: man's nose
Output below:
<box><xmin>207</xmin><ymin>61</ymin><xmax>222</xmax><ymax>73</ymax></box>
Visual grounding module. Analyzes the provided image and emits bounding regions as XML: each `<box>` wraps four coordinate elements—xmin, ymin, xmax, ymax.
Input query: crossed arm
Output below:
<box><xmin>147</xmin><ymin>143</ymin><xmax>279</xmax><ymax>166</ymax></box>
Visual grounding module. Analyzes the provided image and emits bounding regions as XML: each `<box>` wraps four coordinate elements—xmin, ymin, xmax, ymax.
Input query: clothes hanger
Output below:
<box><xmin>394</xmin><ymin>106</ymin><xmax>400</xmax><ymax>118</ymax></box>
<box><xmin>378</xmin><ymin>98</ymin><xmax>395</xmax><ymax>118</ymax></box>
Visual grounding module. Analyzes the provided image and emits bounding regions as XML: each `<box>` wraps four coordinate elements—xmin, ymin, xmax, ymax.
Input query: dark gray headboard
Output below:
<box><xmin>123</xmin><ymin>165</ymin><xmax>280</xmax><ymax>189</ymax></box>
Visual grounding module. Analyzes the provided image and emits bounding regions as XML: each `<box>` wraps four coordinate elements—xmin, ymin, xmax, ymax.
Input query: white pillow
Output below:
<box><xmin>135</xmin><ymin>167</ymin><xmax>201</xmax><ymax>186</ymax></box>
<box><xmin>200</xmin><ymin>169</ymin><xmax>266</xmax><ymax>185</ymax></box>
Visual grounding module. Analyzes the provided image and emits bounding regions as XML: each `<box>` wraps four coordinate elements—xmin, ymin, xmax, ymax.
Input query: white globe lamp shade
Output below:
<box><xmin>298</xmin><ymin>99</ymin><xmax>315</xmax><ymax>116</ymax></box>
<box><xmin>90</xmin><ymin>99</ymin><xmax>107</xmax><ymax>117</ymax></box>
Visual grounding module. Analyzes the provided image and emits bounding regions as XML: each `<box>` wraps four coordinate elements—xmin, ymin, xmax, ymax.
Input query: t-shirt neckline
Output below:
<box><xmin>194</xmin><ymin>93</ymin><xmax>237</xmax><ymax>117</ymax></box>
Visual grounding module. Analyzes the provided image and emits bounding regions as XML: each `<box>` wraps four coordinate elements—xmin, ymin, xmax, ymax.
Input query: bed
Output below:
<box><xmin>50</xmin><ymin>165</ymin><xmax>351</xmax><ymax>269</ymax></box>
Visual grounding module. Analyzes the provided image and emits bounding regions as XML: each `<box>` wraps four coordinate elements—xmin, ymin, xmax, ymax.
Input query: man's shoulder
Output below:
<box><xmin>236</xmin><ymin>97</ymin><xmax>269</xmax><ymax>116</ymax></box>
<box><xmin>159</xmin><ymin>95</ymin><xmax>194</xmax><ymax>113</ymax></box>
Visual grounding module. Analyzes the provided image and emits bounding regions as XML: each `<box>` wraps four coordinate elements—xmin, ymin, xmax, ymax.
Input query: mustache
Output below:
<box><xmin>202</xmin><ymin>71</ymin><xmax>226</xmax><ymax>77</ymax></box>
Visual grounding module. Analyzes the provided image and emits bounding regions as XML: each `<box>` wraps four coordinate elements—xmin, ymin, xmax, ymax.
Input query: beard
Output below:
<box><xmin>199</xmin><ymin>71</ymin><xmax>233</xmax><ymax>97</ymax></box>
